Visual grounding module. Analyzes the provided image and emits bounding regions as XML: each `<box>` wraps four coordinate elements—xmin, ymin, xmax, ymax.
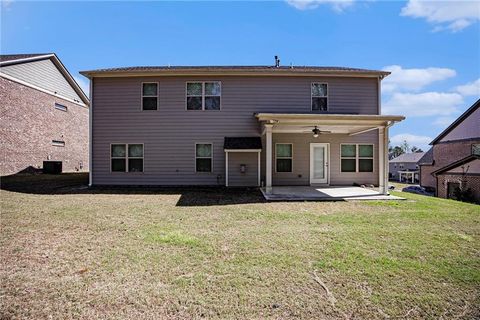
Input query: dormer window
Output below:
<box><xmin>311</xmin><ymin>83</ymin><xmax>328</xmax><ymax>111</ymax></box>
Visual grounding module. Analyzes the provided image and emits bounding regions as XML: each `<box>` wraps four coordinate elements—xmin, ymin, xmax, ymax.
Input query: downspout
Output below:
<box><xmin>378</xmin><ymin>76</ymin><xmax>382</xmax><ymax>115</ymax></box>
<box><xmin>88</xmin><ymin>77</ymin><xmax>93</xmax><ymax>187</ymax></box>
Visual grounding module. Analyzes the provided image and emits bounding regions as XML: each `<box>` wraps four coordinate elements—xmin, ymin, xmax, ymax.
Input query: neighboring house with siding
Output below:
<box><xmin>389</xmin><ymin>152</ymin><xmax>424</xmax><ymax>182</ymax></box>
<box><xmin>80</xmin><ymin>62</ymin><xmax>404</xmax><ymax>194</ymax></box>
<box><xmin>0</xmin><ymin>53</ymin><xmax>89</xmax><ymax>175</ymax></box>
<box><xmin>419</xmin><ymin>99</ymin><xmax>480</xmax><ymax>202</ymax></box>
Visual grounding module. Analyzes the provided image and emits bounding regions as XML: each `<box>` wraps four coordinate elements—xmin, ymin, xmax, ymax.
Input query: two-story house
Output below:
<box><xmin>0</xmin><ymin>53</ymin><xmax>89</xmax><ymax>175</ymax></box>
<box><xmin>80</xmin><ymin>62</ymin><xmax>404</xmax><ymax>196</ymax></box>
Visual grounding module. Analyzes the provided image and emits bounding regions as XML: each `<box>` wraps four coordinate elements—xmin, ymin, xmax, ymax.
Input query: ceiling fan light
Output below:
<box><xmin>312</xmin><ymin>126</ymin><xmax>321</xmax><ymax>138</ymax></box>
<box><xmin>313</xmin><ymin>133</ymin><xmax>319</xmax><ymax>138</ymax></box>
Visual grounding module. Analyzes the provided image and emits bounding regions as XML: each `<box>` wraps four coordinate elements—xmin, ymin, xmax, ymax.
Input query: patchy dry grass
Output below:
<box><xmin>1</xmin><ymin>174</ymin><xmax>479</xmax><ymax>319</ymax></box>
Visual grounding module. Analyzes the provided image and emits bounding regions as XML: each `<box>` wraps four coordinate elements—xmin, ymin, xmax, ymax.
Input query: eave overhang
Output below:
<box><xmin>79</xmin><ymin>69</ymin><xmax>390</xmax><ymax>79</ymax></box>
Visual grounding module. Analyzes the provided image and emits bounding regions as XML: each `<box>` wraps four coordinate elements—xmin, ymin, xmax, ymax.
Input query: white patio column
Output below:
<box><xmin>384</xmin><ymin>125</ymin><xmax>390</xmax><ymax>194</ymax></box>
<box><xmin>378</xmin><ymin>126</ymin><xmax>386</xmax><ymax>194</ymax></box>
<box><xmin>265</xmin><ymin>124</ymin><xmax>273</xmax><ymax>193</ymax></box>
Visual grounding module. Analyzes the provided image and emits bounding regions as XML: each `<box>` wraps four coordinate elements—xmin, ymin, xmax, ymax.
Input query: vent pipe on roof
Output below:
<box><xmin>274</xmin><ymin>55</ymin><xmax>280</xmax><ymax>68</ymax></box>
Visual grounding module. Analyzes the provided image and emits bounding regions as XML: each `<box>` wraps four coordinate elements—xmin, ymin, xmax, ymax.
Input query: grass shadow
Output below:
<box><xmin>0</xmin><ymin>172</ymin><xmax>265</xmax><ymax>206</ymax></box>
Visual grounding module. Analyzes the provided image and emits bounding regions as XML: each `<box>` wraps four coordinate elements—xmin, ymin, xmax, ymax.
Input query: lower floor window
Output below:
<box><xmin>341</xmin><ymin>144</ymin><xmax>374</xmax><ymax>172</ymax></box>
<box><xmin>276</xmin><ymin>143</ymin><xmax>293</xmax><ymax>172</ymax></box>
<box><xmin>196</xmin><ymin>143</ymin><xmax>212</xmax><ymax>172</ymax></box>
<box><xmin>111</xmin><ymin>144</ymin><xmax>144</xmax><ymax>172</ymax></box>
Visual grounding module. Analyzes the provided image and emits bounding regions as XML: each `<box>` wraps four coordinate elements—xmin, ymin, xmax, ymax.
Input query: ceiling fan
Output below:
<box><xmin>303</xmin><ymin>125</ymin><xmax>331</xmax><ymax>138</ymax></box>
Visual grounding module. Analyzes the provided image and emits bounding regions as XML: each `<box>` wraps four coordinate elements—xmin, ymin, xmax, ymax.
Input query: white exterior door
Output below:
<box><xmin>310</xmin><ymin>143</ymin><xmax>329</xmax><ymax>184</ymax></box>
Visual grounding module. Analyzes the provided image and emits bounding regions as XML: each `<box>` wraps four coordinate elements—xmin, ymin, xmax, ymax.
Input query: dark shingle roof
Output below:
<box><xmin>430</xmin><ymin>99</ymin><xmax>480</xmax><ymax>145</ymax></box>
<box><xmin>432</xmin><ymin>154</ymin><xmax>480</xmax><ymax>176</ymax></box>
<box><xmin>81</xmin><ymin>65</ymin><xmax>390</xmax><ymax>77</ymax></box>
<box><xmin>224</xmin><ymin>137</ymin><xmax>262</xmax><ymax>150</ymax></box>
<box><xmin>418</xmin><ymin>148</ymin><xmax>434</xmax><ymax>165</ymax></box>
<box><xmin>390</xmin><ymin>152</ymin><xmax>426</xmax><ymax>163</ymax></box>
<box><xmin>0</xmin><ymin>53</ymin><xmax>52</xmax><ymax>63</ymax></box>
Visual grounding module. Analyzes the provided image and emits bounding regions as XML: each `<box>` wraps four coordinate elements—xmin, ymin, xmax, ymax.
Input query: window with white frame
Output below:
<box><xmin>142</xmin><ymin>83</ymin><xmax>158</xmax><ymax>110</ymax></box>
<box><xmin>311</xmin><ymin>83</ymin><xmax>328</xmax><ymax>111</ymax></box>
<box><xmin>54</xmin><ymin>103</ymin><xmax>67</xmax><ymax>112</ymax></box>
<box><xmin>195</xmin><ymin>143</ymin><xmax>212</xmax><ymax>172</ymax></box>
<box><xmin>472</xmin><ymin>144</ymin><xmax>480</xmax><ymax>156</ymax></box>
<box><xmin>52</xmin><ymin>140</ymin><xmax>65</xmax><ymax>147</ymax></box>
<box><xmin>276</xmin><ymin>143</ymin><xmax>293</xmax><ymax>172</ymax></box>
<box><xmin>341</xmin><ymin>144</ymin><xmax>374</xmax><ymax>172</ymax></box>
<box><xmin>111</xmin><ymin>144</ymin><xmax>144</xmax><ymax>172</ymax></box>
<box><xmin>187</xmin><ymin>82</ymin><xmax>221</xmax><ymax>110</ymax></box>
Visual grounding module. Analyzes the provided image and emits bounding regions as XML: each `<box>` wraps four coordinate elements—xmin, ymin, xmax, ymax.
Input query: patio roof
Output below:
<box><xmin>255</xmin><ymin>113</ymin><xmax>405</xmax><ymax>135</ymax></box>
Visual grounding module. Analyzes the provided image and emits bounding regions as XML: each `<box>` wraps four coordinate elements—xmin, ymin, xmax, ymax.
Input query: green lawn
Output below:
<box><xmin>1</xmin><ymin>174</ymin><xmax>479</xmax><ymax>319</ymax></box>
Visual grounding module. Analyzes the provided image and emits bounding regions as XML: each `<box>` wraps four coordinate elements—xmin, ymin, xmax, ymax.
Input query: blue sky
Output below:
<box><xmin>1</xmin><ymin>0</ymin><xmax>479</xmax><ymax>150</ymax></box>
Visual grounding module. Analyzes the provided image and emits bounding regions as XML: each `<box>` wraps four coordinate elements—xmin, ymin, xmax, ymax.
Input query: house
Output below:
<box><xmin>389</xmin><ymin>152</ymin><xmax>425</xmax><ymax>182</ymax></box>
<box><xmin>80</xmin><ymin>61</ymin><xmax>405</xmax><ymax>195</ymax></box>
<box><xmin>0</xmin><ymin>53</ymin><xmax>89</xmax><ymax>176</ymax></box>
<box><xmin>419</xmin><ymin>99</ymin><xmax>480</xmax><ymax>202</ymax></box>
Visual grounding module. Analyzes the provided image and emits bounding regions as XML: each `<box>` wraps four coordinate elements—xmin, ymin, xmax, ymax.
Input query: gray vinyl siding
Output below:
<box><xmin>1</xmin><ymin>59</ymin><xmax>83</xmax><ymax>102</ymax></box>
<box><xmin>92</xmin><ymin>76</ymin><xmax>379</xmax><ymax>185</ymax></box>
<box><xmin>227</xmin><ymin>152</ymin><xmax>259</xmax><ymax>187</ymax></box>
<box><xmin>268</xmin><ymin>132</ymin><xmax>379</xmax><ymax>186</ymax></box>
<box><xmin>389</xmin><ymin>162</ymin><xmax>418</xmax><ymax>180</ymax></box>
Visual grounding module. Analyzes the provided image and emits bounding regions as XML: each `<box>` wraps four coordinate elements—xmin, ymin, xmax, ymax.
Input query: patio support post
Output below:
<box><xmin>265</xmin><ymin>124</ymin><xmax>273</xmax><ymax>193</ymax></box>
<box><xmin>384</xmin><ymin>125</ymin><xmax>390</xmax><ymax>194</ymax></box>
<box><xmin>378</xmin><ymin>126</ymin><xmax>386</xmax><ymax>194</ymax></box>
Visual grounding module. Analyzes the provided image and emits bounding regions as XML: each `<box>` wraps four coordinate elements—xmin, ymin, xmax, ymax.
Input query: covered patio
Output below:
<box><xmin>256</xmin><ymin>113</ymin><xmax>405</xmax><ymax>199</ymax></box>
<box><xmin>260</xmin><ymin>186</ymin><xmax>405</xmax><ymax>201</ymax></box>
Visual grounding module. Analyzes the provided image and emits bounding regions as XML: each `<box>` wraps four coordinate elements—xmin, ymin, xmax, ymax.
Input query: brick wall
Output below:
<box><xmin>437</xmin><ymin>174</ymin><xmax>480</xmax><ymax>204</ymax></box>
<box><xmin>0</xmin><ymin>77</ymin><xmax>89</xmax><ymax>175</ymax></box>
<box><xmin>420</xmin><ymin>139</ymin><xmax>480</xmax><ymax>189</ymax></box>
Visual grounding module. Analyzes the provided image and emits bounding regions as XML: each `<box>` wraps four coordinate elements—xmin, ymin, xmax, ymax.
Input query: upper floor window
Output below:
<box><xmin>311</xmin><ymin>83</ymin><xmax>328</xmax><ymax>111</ymax></box>
<box><xmin>111</xmin><ymin>144</ymin><xmax>144</xmax><ymax>172</ymax></box>
<box><xmin>472</xmin><ymin>144</ymin><xmax>480</xmax><ymax>156</ymax></box>
<box><xmin>142</xmin><ymin>83</ymin><xmax>158</xmax><ymax>110</ymax></box>
<box><xmin>341</xmin><ymin>144</ymin><xmax>374</xmax><ymax>172</ymax></box>
<box><xmin>54</xmin><ymin>103</ymin><xmax>67</xmax><ymax>112</ymax></box>
<box><xmin>52</xmin><ymin>140</ymin><xmax>65</xmax><ymax>147</ymax></box>
<box><xmin>187</xmin><ymin>82</ymin><xmax>221</xmax><ymax>111</ymax></box>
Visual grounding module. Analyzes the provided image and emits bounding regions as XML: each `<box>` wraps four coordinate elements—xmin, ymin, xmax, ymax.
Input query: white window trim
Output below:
<box><xmin>340</xmin><ymin>144</ymin><xmax>375</xmax><ymax>173</ymax></box>
<box><xmin>54</xmin><ymin>103</ymin><xmax>68</xmax><ymax>112</ymax></box>
<box><xmin>52</xmin><ymin>140</ymin><xmax>65</xmax><ymax>147</ymax></box>
<box><xmin>186</xmin><ymin>81</ymin><xmax>222</xmax><ymax>111</ymax></box>
<box><xmin>110</xmin><ymin>143</ymin><xmax>144</xmax><ymax>173</ymax></box>
<box><xmin>311</xmin><ymin>82</ymin><xmax>328</xmax><ymax>112</ymax></box>
<box><xmin>141</xmin><ymin>82</ymin><xmax>159</xmax><ymax>111</ymax></box>
<box><xmin>275</xmin><ymin>143</ymin><xmax>293</xmax><ymax>173</ymax></box>
<box><xmin>195</xmin><ymin>142</ymin><xmax>214</xmax><ymax>173</ymax></box>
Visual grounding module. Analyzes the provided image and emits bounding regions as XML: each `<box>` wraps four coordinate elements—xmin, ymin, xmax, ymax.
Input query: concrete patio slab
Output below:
<box><xmin>260</xmin><ymin>186</ymin><xmax>405</xmax><ymax>201</ymax></box>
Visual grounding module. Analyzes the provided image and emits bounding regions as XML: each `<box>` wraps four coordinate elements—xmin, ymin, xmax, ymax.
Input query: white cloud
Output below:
<box><xmin>390</xmin><ymin>133</ymin><xmax>432</xmax><ymax>149</ymax></box>
<box><xmin>401</xmin><ymin>0</ymin><xmax>480</xmax><ymax>32</ymax></box>
<box><xmin>286</xmin><ymin>0</ymin><xmax>355</xmax><ymax>12</ymax></box>
<box><xmin>382</xmin><ymin>65</ymin><xmax>456</xmax><ymax>93</ymax></box>
<box><xmin>455</xmin><ymin>78</ymin><xmax>480</xmax><ymax>96</ymax></box>
<box><xmin>383</xmin><ymin>92</ymin><xmax>463</xmax><ymax>117</ymax></box>
<box><xmin>74</xmin><ymin>76</ymin><xmax>89</xmax><ymax>97</ymax></box>
<box><xmin>433</xmin><ymin>116</ymin><xmax>455</xmax><ymax>127</ymax></box>
<box><xmin>1</xmin><ymin>0</ymin><xmax>14</xmax><ymax>10</ymax></box>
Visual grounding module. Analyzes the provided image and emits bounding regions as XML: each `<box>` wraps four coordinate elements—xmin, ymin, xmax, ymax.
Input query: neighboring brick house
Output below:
<box><xmin>0</xmin><ymin>53</ymin><xmax>89</xmax><ymax>175</ymax></box>
<box><xmin>419</xmin><ymin>99</ymin><xmax>480</xmax><ymax>202</ymax></box>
